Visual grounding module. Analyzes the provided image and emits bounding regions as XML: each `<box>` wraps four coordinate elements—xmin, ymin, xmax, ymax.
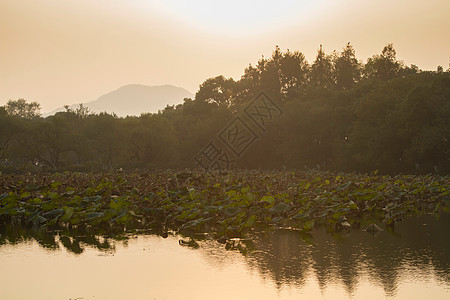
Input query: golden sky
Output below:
<box><xmin>1</xmin><ymin>0</ymin><xmax>449</xmax><ymax>112</ymax></box>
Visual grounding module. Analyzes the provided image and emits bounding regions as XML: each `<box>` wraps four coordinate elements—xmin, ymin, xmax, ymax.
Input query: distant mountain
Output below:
<box><xmin>45</xmin><ymin>84</ymin><xmax>193</xmax><ymax>117</ymax></box>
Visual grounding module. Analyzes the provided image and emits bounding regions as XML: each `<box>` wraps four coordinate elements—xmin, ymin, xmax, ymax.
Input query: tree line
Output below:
<box><xmin>1</xmin><ymin>43</ymin><xmax>449</xmax><ymax>174</ymax></box>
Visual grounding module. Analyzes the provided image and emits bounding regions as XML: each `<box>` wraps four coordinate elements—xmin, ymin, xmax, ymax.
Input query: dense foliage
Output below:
<box><xmin>1</xmin><ymin>170</ymin><xmax>449</xmax><ymax>241</ymax></box>
<box><xmin>1</xmin><ymin>43</ymin><xmax>449</xmax><ymax>174</ymax></box>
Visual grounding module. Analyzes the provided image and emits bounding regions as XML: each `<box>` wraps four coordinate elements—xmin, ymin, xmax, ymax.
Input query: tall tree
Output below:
<box><xmin>236</xmin><ymin>63</ymin><xmax>261</xmax><ymax>105</ymax></box>
<box><xmin>257</xmin><ymin>46</ymin><xmax>283</xmax><ymax>101</ymax></box>
<box><xmin>0</xmin><ymin>107</ymin><xmax>15</xmax><ymax>159</ymax></box>
<box><xmin>364</xmin><ymin>43</ymin><xmax>402</xmax><ymax>81</ymax></box>
<box><xmin>279</xmin><ymin>49</ymin><xmax>309</xmax><ymax>99</ymax></box>
<box><xmin>310</xmin><ymin>45</ymin><xmax>334</xmax><ymax>88</ymax></box>
<box><xmin>195</xmin><ymin>76</ymin><xmax>236</xmax><ymax>107</ymax></box>
<box><xmin>334</xmin><ymin>43</ymin><xmax>361</xmax><ymax>89</ymax></box>
<box><xmin>5</xmin><ymin>99</ymin><xmax>41</xmax><ymax>119</ymax></box>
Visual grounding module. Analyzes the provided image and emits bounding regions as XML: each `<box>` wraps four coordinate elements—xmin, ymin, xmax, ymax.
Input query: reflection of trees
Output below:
<box><xmin>310</xmin><ymin>229</ymin><xmax>362</xmax><ymax>295</ymax></box>
<box><xmin>1</xmin><ymin>214</ymin><xmax>448</xmax><ymax>297</ymax></box>
<box><xmin>360</xmin><ymin>213</ymin><xmax>450</xmax><ymax>296</ymax></box>
<box><xmin>0</xmin><ymin>225</ymin><xmax>60</xmax><ymax>250</ymax></box>
<box><xmin>236</xmin><ymin>214</ymin><xmax>450</xmax><ymax>297</ymax></box>
<box><xmin>245</xmin><ymin>230</ymin><xmax>312</xmax><ymax>289</ymax></box>
<box><xmin>0</xmin><ymin>225</ymin><xmax>125</xmax><ymax>254</ymax></box>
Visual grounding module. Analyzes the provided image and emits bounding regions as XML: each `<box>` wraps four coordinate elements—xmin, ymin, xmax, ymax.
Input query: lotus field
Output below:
<box><xmin>1</xmin><ymin>170</ymin><xmax>449</xmax><ymax>240</ymax></box>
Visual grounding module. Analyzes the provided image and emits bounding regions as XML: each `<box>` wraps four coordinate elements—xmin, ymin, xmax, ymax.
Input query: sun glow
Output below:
<box><xmin>145</xmin><ymin>0</ymin><xmax>326</xmax><ymax>36</ymax></box>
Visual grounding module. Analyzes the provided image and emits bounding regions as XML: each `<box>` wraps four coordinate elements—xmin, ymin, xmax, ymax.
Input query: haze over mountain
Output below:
<box><xmin>46</xmin><ymin>84</ymin><xmax>193</xmax><ymax>117</ymax></box>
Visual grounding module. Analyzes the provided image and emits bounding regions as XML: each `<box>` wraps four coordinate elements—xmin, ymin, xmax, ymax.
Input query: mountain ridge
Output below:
<box><xmin>45</xmin><ymin>84</ymin><xmax>194</xmax><ymax>117</ymax></box>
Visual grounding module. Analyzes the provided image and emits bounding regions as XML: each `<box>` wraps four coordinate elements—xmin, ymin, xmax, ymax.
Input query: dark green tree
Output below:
<box><xmin>279</xmin><ymin>49</ymin><xmax>309</xmax><ymax>99</ymax></box>
<box><xmin>334</xmin><ymin>43</ymin><xmax>361</xmax><ymax>89</ymax></box>
<box><xmin>195</xmin><ymin>75</ymin><xmax>236</xmax><ymax>107</ymax></box>
<box><xmin>5</xmin><ymin>99</ymin><xmax>41</xmax><ymax>119</ymax></box>
<box><xmin>257</xmin><ymin>46</ymin><xmax>283</xmax><ymax>101</ymax></box>
<box><xmin>364</xmin><ymin>43</ymin><xmax>403</xmax><ymax>81</ymax></box>
<box><xmin>309</xmin><ymin>45</ymin><xmax>335</xmax><ymax>88</ymax></box>
<box><xmin>0</xmin><ymin>107</ymin><xmax>15</xmax><ymax>159</ymax></box>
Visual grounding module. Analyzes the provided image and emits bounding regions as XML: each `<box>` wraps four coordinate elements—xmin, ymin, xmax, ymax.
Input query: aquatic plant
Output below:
<box><xmin>0</xmin><ymin>170</ymin><xmax>448</xmax><ymax>241</ymax></box>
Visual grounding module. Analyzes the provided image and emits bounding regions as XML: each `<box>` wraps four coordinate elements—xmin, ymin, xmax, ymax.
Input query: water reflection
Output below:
<box><xmin>0</xmin><ymin>225</ymin><xmax>122</xmax><ymax>254</ymax></box>
<box><xmin>0</xmin><ymin>214</ymin><xmax>449</xmax><ymax>299</ymax></box>
<box><xmin>199</xmin><ymin>213</ymin><xmax>450</xmax><ymax>298</ymax></box>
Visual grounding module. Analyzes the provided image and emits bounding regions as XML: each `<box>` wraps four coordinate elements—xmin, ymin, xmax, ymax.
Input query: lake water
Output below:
<box><xmin>0</xmin><ymin>213</ymin><xmax>449</xmax><ymax>300</ymax></box>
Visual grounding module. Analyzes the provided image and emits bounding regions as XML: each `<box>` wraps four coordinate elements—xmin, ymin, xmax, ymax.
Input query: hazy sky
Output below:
<box><xmin>1</xmin><ymin>0</ymin><xmax>449</xmax><ymax>112</ymax></box>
